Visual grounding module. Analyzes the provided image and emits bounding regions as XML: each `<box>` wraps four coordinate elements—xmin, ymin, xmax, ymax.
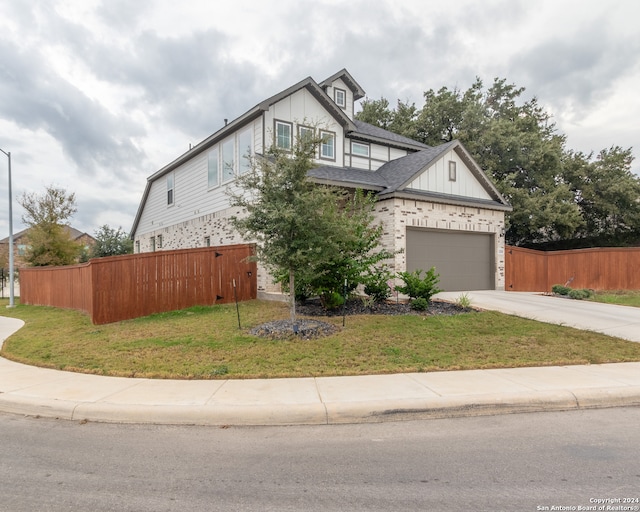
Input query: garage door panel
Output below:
<box><xmin>406</xmin><ymin>229</ymin><xmax>494</xmax><ymax>292</ymax></box>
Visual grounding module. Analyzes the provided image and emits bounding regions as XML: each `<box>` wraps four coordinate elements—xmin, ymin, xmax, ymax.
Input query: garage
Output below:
<box><xmin>405</xmin><ymin>228</ymin><xmax>495</xmax><ymax>292</ymax></box>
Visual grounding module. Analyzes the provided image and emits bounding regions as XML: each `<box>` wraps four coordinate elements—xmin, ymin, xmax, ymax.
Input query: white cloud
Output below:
<box><xmin>0</xmin><ymin>0</ymin><xmax>638</xmax><ymax>238</ymax></box>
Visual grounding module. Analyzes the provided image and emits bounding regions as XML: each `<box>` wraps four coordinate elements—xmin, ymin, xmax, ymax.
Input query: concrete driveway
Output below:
<box><xmin>435</xmin><ymin>290</ymin><xmax>640</xmax><ymax>342</ymax></box>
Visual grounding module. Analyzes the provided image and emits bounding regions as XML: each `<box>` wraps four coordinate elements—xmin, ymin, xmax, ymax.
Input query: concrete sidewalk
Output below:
<box><xmin>1</xmin><ymin>292</ymin><xmax>639</xmax><ymax>426</ymax></box>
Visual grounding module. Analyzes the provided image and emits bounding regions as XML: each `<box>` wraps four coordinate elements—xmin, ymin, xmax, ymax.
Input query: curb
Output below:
<box><xmin>2</xmin><ymin>387</ymin><xmax>640</xmax><ymax>426</ymax></box>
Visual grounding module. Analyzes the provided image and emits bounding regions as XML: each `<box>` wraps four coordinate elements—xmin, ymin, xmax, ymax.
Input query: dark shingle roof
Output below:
<box><xmin>376</xmin><ymin>141</ymin><xmax>457</xmax><ymax>191</ymax></box>
<box><xmin>308</xmin><ymin>140</ymin><xmax>511</xmax><ymax>211</ymax></box>
<box><xmin>350</xmin><ymin>120</ymin><xmax>430</xmax><ymax>150</ymax></box>
<box><xmin>308</xmin><ymin>166</ymin><xmax>388</xmax><ymax>190</ymax></box>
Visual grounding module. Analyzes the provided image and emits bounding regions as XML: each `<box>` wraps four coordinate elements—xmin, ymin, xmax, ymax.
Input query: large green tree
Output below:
<box><xmin>228</xmin><ymin>133</ymin><xmax>388</xmax><ymax>324</ymax></box>
<box><xmin>90</xmin><ymin>225</ymin><xmax>134</xmax><ymax>258</ymax></box>
<box><xmin>356</xmin><ymin>78</ymin><xmax>640</xmax><ymax>247</ymax></box>
<box><xmin>19</xmin><ymin>185</ymin><xmax>82</xmax><ymax>266</ymax></box>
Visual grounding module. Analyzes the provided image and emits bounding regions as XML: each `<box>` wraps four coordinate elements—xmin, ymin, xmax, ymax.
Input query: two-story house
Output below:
<box><xmin>131</xmin><ymin>69</ymin><xmax>511</xmax><ymax>297</ymax></box>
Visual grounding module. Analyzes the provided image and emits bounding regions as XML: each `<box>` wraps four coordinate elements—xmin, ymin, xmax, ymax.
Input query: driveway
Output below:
<box><xmin>435</xmin><ymin>290</ymin><xmax>640</xmax><ymax>342</ymax></box>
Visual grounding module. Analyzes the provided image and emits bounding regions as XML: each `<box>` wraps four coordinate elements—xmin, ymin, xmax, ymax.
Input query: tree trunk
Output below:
<box><xmin>289</xmin><ymin>269</ymin><xmax>296</xmax><ymax>327</ymax></box>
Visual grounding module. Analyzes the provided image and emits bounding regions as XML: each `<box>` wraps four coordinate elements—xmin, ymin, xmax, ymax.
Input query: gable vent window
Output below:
<box><xmin>334</xmin><ymin>88</ymin><xmax>346</xmax><ymax>108</ymax></box>
<box><xmin>167</xmin><ymin>173</ymin><xmax>174</xmax><ymax>205</ymax></box>
<box><xmin>449</xmin><ymin>161</ymin><xmax>457</xmax><ymax>182</ymax></box>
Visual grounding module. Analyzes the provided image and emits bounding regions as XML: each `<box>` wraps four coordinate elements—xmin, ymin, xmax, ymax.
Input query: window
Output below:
<box><xmin>150</xmin><ymin>236</ymin><xmax>156</xmax><ymax>252</ymax></box>
<box><xmin>207</xmin><ymin>148</ymin><xmax>219</xmax><ymax>188</ymax></box>
<box><xmin>157</xmin><ymin>235</ymin><xmax>163</xmax><ymax>249</ymax></box>
<box><xmin>167</xmin><ymin>173</ymin><xmax>174</xmax><ymax>205</ymax></box>
<box><xmin>334</xmin><ymin>88</ymin><xmax>346</xmax><ymax>108</ymax></box>
<box><xmin>222</xmin><ymin>138</ymin><xmax>235</xmax><ymax>182</ymax></box>
<box><xmin>204</xmin><ymin>236</ymin><xmax>211</xmax><ymax>247</ymax></box>
<box><xmin>449</xmin><ymin>161</ymin><xmax>457</xmax><ymax>182</ymax></box>
<box><xmin>320</xmin><ymin>131</ymin><xmax>335</xmax><ymax>160</ymax></box>
<box><xmin>135</xmin><ymin>241</ymin><xmax>140</xmax><ymax>254</ymax></box>
<box><xmin>351</xmin><ymin>142</ymin><xmax>370</xmax><ymax>157</ymax></box>
<box><xmin>238</xmin><ymin>129</ymin><xmax>252</xmax><ymax>174</ymax></box>
<box><xmin>275</xmin><ymin>120</ymin><xmax>292</xmax><ymax>150</ymax></box>
<box><xmin>299</xmin><ymin>125</ymin><xmax>314</xmax><ymax>143</ymax></box>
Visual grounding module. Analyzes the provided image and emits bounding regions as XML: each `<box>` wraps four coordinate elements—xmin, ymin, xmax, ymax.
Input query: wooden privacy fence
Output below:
<box><xmin>20</xmin><ymin>245</ymin><xmax>257</xmax><ymax>324</ymax></box>
<box><xmin>505</xmin><ymin>245</ymin><xmax>640</xmax><ymax>292</ymax></box>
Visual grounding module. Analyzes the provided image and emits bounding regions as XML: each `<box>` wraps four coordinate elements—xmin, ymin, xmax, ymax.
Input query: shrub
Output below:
<box><xmin>363</xmin><ymin>265</ymin><xmax>393</xmax><ymax>303</ymax></box>
<box><xmin>552</xmin><ymin>284</ymin><xmax>571</xmax><ymax>295</ymax></box>
<box><xmin>410</xmin><ymin>297</ymin><xmax>429</xmax><ymax>311</ymax></box>
<box><xmin>568</xmin><ymin>288</ymin><xmax>593</xmax><ymax>300</ymax></box>
<box><xmin>319</xmin><ymin>290</ymin><xmax>345</xmax><ymax>310</ymax></box>
<box><xmin>396</xmin><ymin>267</ymin><xmax>443</xmax><ymax>302</ymax></box>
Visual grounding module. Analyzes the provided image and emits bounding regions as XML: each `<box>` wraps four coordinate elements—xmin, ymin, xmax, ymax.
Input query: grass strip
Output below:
<box><xmin>1</xmin><ymin>298</ymin><xmax>640</xmax><ymax>379</ymax></box>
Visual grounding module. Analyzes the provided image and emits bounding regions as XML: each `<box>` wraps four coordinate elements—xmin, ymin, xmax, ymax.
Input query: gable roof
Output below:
<box><xmin>318</xmin><ymin>68</ymin><xmax>366</xmax><ymax>100</ymax></box>
<box><xmin>309</xmin><ymin>139</ymin><xmax>511</xmax><ymax>211</ymax></box>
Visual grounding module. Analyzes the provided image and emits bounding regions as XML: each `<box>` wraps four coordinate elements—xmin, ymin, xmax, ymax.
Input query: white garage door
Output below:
<box><xmin>406</xmin><ymin>228</ymin><xmax>495</xmax><ymax>292</ymax></box>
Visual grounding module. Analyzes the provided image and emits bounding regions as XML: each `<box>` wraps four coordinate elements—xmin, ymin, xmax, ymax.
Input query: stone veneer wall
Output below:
<box><xmin>374</xmin><ymin>197</ymin><xmax>507</xmax><ymax>290</ymax></box>
<box><xmin>134</xmin><ymin>198</ymin><xmax>507</xmax><ymax>298</ymax></box>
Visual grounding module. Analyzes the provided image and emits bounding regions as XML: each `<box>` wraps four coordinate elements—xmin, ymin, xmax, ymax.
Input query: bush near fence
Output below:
<box><xmin>505</xmin><ymin>245</ymin><xmax>640</xmax><ymax>292</ymax></box>
<box><xmin>19</xmin><ymin>245</ymin><xmax>257</xmax><ymax>324</ymax></box>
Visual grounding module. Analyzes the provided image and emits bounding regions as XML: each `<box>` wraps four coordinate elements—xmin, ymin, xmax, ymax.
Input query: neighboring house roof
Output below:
<box><xmin>0</xmin><ymin>226</ymin><xmax>95</xmax><ymax>244</ymax></box>
<box><xmin>309</xmin><ymin>140</ymin><xmax>511</xmax><ymax>211</ymax></box>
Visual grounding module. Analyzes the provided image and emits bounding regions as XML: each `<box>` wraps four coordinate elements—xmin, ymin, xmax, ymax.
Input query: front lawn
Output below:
<box><xmin>1</xmin><ymin>298</ymin><xmax>640</xmax><ymax>379</ymax></box>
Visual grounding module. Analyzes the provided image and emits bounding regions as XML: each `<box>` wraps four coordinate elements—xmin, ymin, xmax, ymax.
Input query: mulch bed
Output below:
<box><xmin>249</xmin><ymin>299</ymin><xmax>473</xmax><ymax>340</ymax></box>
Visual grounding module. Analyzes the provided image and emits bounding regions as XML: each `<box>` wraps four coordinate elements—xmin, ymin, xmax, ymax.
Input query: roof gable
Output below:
<box><xmin>309</xmin><ymin>140</ymin><xmax>511</xmax><ymax>211</ymax></box>
<box><xmin>319</xmin><ymin>69</ymin><xmax>366</xmax><ymax>100</ymax></box>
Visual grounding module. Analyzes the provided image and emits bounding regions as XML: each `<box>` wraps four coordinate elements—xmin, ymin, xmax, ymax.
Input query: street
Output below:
<box><xmin>1</xmin><ymin>408</ymin><xmax>639</xmax><ymax>511</ymax></box>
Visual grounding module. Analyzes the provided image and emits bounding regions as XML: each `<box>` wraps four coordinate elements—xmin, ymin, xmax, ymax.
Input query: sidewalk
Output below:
<box><xmin>1</xmin><ymin>292</ymin><xmax>640</xmax><ymax>426</ymax></box>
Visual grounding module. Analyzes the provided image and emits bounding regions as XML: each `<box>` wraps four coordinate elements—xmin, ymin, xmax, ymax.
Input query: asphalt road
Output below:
<box><xmin>1</xmin><ymin>408</ymin><xmax>639</xmax><ymax>511</ymax></box>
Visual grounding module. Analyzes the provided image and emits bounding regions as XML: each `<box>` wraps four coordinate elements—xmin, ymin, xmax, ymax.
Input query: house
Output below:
<box><xmin>0</xmin><ymin>226</ymin><xmax>96</xmax><ymax>268</ymax></box>
<box><xmin>131</xmin><ymin>69</ymin><xmax>511</xmax><ymax>296</ymax></box>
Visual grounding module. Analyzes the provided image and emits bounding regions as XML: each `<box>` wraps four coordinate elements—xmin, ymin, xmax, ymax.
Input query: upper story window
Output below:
<box><xmin>238</xmin><ymin>128</ymin><xmax>253</xmax><ymax>174</ymax></box>
<box><xmin>275</xmin><ymin>120</ymin><xmax>292</xmax><ymax>150</ymax></box>
<box><xmin>208</xmin><ymin>147</ymin><xmax>219</xmax><ymax>188</ymax></box>
<box><xmin>320</xmin><ymin>131</ymin><xmax>335</xmax><ymax>160</ymax></box>
<box><xmin>167</xmin><ymin>173</ymin><xmax>174</xmax><ymax>206</ymax></box>
<box><xmin>449</xmin><ymin>161</ymin><xmax>457</xmax><ymax>182</ymax></box>
<box><xmin>334</xmin><ymin>88</ymin><xmax>346</xmax><ymax>108</ymax></box>
<box><xmin>222</xmin><ymin>138</ymin><xmax>235</xmax><ymax>182</ymax></box>
<box><xmin>351</xmin><ymin>141</ymin><xmax>370</xmax><ymax>157</ymax></box>
<box><xmin>298</xmin><ymin>125</ymin><xmax>314</xmax><ymax>148</ymax></box>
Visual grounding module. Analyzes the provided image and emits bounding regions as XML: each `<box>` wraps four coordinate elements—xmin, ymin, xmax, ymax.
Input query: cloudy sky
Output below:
<box><xmin>0</xmin><ymin>0</ymin><xmax>638</xmax><ymax>238</ymax></box>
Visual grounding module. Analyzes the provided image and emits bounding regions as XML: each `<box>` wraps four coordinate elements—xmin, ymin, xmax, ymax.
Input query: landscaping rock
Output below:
<box><xmin>250</xmin><ymin>299</ymin><xmax>473</xmax><ymax>339</ymax></box>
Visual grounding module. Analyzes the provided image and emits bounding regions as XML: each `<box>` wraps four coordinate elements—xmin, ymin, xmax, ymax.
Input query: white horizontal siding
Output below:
<box><xmin>407</xmin><ymin>150</ymin><xmax>492</xmax><ymax>200</ymax></box>
<box><xmin>136</xmin><ymin>119</ymin><xmax>261</xmax><ymax>237</ymax></box>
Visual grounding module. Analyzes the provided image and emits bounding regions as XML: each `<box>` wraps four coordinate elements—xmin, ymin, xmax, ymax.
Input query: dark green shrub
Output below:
<box><xmin>363</xmin><ymin>265</ymin><xmax>393</xmax><ymax>303</ymax></box>
<box><xmin>319</xmin><ymin>290</ymin><xmax>345</xmax><ymax>310</ymax></box>
<box><xmin>568</xmin><ymin>288</ymin><xmax>592</xmax><ymax>300</ymax></box>
<box><xmin>411</xmin><ymin>298</ymin><xmax>429</xmax><ymax>311</ymax></box>
<box><xmin>396</xmin><ymin>267</ymin><xmax>443</xmax><ymax>301</ymax></box>
<box><xmin>552</xmin><ymin>284</ymin><xmax>571</xmax><ymax>295</ymax></box>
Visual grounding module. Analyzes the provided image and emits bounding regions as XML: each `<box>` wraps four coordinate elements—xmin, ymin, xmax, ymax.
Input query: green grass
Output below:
<box><xmin>589</xmin><ymin>290</ymin><xmax>640</xmax><ymax>308</ymax></box>
<box><xmin>1</xmin><ymin>297</ymin><xmax>640</xmax><ymax>379</ymax></box>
